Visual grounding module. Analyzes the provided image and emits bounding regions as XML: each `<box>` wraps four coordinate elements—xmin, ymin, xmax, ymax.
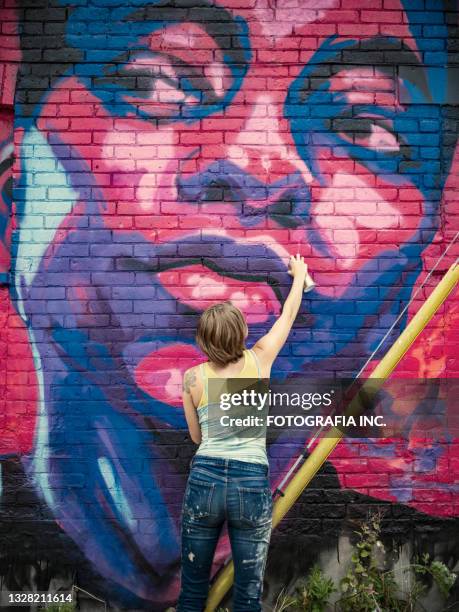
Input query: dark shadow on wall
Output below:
<box><xmin>1</xmin><ymin>456</ymin><xmax>459</xmax><ymax>611</ymax></box>
<box><xmin>0</xmin><ymin>457</ymin><xmax>156</xmax><ymax>612</ymax></box>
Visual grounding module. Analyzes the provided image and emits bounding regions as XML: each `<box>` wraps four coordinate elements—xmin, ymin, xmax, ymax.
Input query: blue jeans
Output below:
<box><xmin>176</xmin><ymin>455</ymin><xmax>273</xmax><ymax>612</ymax></box>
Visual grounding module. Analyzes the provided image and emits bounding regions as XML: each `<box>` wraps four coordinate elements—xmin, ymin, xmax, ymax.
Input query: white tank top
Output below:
<box><xmin>194</xmin><ymin>348</ymin><xmax>269</xmax><ymax>466</ymax></box>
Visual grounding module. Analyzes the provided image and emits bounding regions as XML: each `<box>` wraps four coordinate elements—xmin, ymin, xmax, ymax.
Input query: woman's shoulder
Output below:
<box><xmin>248</xmin><ymin>345</ymin><xmax>271</xmax><ymax>378</ymax></box>
<box><xmin>183</xmin><ymin>364</ymin><xmax>205</xmax><ymax>408</ymax></box>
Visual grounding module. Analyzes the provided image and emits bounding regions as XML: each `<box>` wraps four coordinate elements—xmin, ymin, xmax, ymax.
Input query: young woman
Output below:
<box><xmin>177</xmin><ymin>254</ymin><xmax>308</xmax><ymax>612</ymax></box>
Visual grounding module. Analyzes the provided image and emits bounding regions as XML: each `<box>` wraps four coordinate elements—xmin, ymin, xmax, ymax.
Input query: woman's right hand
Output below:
<box><xmin>287</xmin><ymin>253</ymin><xmax>308</xmax><ymax>281</ymax></box>
<box><xmin>253</xmin><ymin>252</ymin><xmax>308</xmax><ymax>366</ymax></box>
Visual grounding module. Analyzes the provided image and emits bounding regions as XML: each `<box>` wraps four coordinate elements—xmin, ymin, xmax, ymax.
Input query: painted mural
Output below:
<box><xmin>1</xmin><ymin>0</ymin><xmax>459</xmax><ymax>609</ymax></box>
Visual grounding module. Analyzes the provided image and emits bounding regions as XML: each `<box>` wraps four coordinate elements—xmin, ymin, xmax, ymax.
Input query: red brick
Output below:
<box><xmin>362</xmin><ymin>10</ymin><xmax>403</xmax><ymax>23</ymax></box>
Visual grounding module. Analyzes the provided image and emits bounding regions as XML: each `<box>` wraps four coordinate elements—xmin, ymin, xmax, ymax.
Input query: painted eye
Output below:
<box><xmin>120</xmin><ymin>76</ymin><xmax>201</xmax><ymax>118</ymax></box>
<box><xmin>355</xmin><ymin>123</ymin><xmax>399</xmax><ymax>152</ymax></box>
<box><xmin>338</xmin><ymin>116</ymin><xmax>401</xmax><ymax>153</ymax></box>
<box><xmin>95</xmin><ymin>53</ymin><xmax>216</xmax><ymax>120</ymax></box>
<box><xmin>122</xmin><ymin>56</ymin><xmax>202</xmax><ymax>109</ymax></box>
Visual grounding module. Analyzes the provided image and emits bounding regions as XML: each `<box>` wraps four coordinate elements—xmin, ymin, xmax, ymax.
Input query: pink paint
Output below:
<box><xmin>157</xmin><ymin>263</ymin><xmax>281</xmax><ymax>323</ymax></box>
<box><xmin>135</xmin><ymin>343</ymin><xmax>205</xmax><ymax>406</ymax></box>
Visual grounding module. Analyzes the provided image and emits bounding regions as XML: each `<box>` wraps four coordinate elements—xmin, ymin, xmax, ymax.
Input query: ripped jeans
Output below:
<box><xmin>176</xmin><ymin>455</ymin><xmax>273</xmax><ymax>612</ymax></box>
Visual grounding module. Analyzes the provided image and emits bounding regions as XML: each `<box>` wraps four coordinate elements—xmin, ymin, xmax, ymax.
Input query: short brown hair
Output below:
<box><xmin>196</xmin><ymin>301</ymin><xmax>248</xmax><ymax>368</ymax></box>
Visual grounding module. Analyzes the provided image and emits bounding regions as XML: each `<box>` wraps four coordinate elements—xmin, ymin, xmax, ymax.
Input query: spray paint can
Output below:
<box><xmin>303</xmin><ymin>270</ymin><xmax>316</xmax><ymax>293</ymax></box>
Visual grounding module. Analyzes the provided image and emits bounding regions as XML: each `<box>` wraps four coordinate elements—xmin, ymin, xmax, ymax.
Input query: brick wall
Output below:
<box><xmin>1</xmin><ymin>1</ymin><xmax>459</xmax><ymax>610</ymax></box>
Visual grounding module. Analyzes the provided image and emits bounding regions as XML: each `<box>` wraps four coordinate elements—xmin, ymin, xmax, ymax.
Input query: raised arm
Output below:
<box><xmin>252</xmin><ymin>254</ymin><xmax>307</xmax><ymax>369</ymax></box>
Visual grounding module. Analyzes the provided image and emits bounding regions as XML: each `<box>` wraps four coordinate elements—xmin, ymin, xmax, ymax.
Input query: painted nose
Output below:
<box><xmin>176</xmin><ymin>94</ymin><xmax>313</xmax><ymax>222</ymax></box>
<box><xmin>223</xmin><ymin>93</ymin><xmax>313</xmax><ymax>185</ymax></box>
<box><xmin>176</xmin><ymin>158</ymin><xmax>311</xmax><ymax>228</ymax></box>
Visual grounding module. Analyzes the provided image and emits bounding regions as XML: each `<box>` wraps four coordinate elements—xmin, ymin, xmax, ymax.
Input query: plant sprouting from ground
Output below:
<box><xmin>289</xmin><ymin>564</ymin><xmax>336</xmax><ymax>612</ymax></box>
<box><xmin>411</xmin><ymin>552</ymin><xmax>457</xmax><ymax>598</ymax></box>
<box><xmin>272</xmin><ymin>587</ymin><xmax>297</xmax><ymax>611</ymax></box>
<box><xmin>337</xmin><ymin>509</ymin><xmax>457</xmax><ymax>612</ymax></box>
<box><xmin>339</xmin><ymin>509</ymin><xmax>387</xmax><ymax>611</ymax></box>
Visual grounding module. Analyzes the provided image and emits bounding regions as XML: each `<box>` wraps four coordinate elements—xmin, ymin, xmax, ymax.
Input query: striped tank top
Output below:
<box><xmin>194</xmin><ymin>348</ymin><xmax>269</xmax><ymax>466</ymax></box>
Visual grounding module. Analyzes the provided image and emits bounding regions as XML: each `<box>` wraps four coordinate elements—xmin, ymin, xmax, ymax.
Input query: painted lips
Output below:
<box><xmin>157</xmin><ymin>263</ymin><xmax>281</xmax><ymax>323</ymax></box>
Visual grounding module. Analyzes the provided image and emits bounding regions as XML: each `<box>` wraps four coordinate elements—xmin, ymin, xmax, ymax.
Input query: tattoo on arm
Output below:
<box><xmin>183</xmin><ymin>368</ymin><xmax>197</xmax><ymax>394</ymax></box>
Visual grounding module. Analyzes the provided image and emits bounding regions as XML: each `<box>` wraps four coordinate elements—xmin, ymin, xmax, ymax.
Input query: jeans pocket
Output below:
<box><xmin>239</xmin><ymin>485</ymin><xmax>273</xmax><ymax>527</ymax></box>
<box><xmin>183</xmin><ymin>478</ymin><xmax>216</xmax><ymax>521</ymax></box>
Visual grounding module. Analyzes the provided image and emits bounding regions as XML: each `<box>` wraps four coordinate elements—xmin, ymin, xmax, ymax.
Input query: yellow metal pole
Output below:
<box><xmin>204</xmin><ymin>259</ymin><xmax>459</xmax><ymax>612</ymax></box>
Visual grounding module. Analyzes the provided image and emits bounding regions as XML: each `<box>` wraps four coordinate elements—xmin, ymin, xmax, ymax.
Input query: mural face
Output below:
<box><xmin>7</xmin><ymin>0</ymin><xmax>459</xmax><ymax>607</ymax></box>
